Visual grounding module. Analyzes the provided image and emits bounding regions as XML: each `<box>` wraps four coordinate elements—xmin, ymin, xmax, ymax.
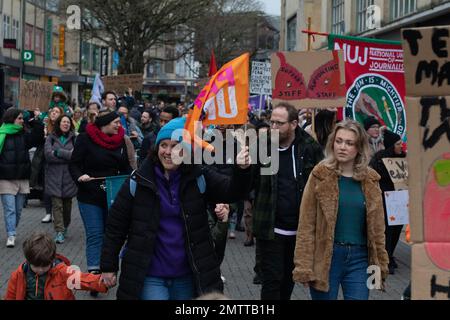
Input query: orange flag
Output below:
<box><xmin>184</xmin><ymin>53</ymin><xmax>249</xmax><ymax>150</ymax></box>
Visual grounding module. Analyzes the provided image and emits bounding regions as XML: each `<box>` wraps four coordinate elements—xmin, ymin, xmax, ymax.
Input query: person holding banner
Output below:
<box><xmin>69</xmin><ymin>109</ymin><xmax>132</xmax><ymax>296</ymax></box>
<box><xmin>0</xmin><ymin>108</ymin><xmax>44</xmax><ymax>248</ymax></box>
<box><xmin>369</xmin><ymin>130</ymin><xmax>406</xmax><ymax>275</ymax></box>
<box><xmin>293</xmin><ymin>120</ymin><xmax>389</xmax><ymax>300</ymax></box>
<box><xmin>99</xmin><ymin>117</ymin><xmax>252</xmax><ymax>300</ymax></box>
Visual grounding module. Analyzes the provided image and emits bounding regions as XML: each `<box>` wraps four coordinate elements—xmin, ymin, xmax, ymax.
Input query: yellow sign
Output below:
<box><xmin>59</xmin><ymin>25</ymin><xmax>65</xmax><ymax>66</ymax></box>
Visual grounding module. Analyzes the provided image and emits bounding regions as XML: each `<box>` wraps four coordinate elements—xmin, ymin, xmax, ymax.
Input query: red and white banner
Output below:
<box><xmin>328</xmin><ymin>35</ymin><xmax>407</xmax><ymax>138</ymax></box>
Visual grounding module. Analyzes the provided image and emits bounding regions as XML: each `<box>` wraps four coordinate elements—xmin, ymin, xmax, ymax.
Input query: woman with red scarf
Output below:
<box><xmin>69</xmin><ymin>110</ymin><xmax>132</xmax><ymax>283</ymax></box>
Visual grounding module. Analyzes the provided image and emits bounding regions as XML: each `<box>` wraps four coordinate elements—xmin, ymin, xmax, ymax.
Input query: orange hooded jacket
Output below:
<box><xmin>4</xmin><ymin>254</ymin><xmax>107</xmax><ymax>300</ymax></box>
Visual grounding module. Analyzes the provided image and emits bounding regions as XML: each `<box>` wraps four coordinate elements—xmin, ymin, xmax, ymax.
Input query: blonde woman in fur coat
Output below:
<box><xmin>293</xmin><ymin>120</ymin><xmax>388</xmax><ymax>300</ymax></box>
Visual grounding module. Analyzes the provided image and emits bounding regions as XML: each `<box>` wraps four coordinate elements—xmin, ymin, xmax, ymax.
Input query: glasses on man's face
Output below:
<box><xmin>270</xmin><ymin>120</ymin><xmax>288</xmax><ymax>127</ymax></box>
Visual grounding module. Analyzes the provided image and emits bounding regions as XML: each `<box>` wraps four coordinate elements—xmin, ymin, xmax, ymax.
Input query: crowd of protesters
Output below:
<box><xmin>0</xmin><ymin>85</ymin><xmax>409</xmax><ymax>301</ymax></box>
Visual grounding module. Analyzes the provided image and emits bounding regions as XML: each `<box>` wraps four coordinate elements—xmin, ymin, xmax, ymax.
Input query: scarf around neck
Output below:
<box><xmin>86</xmin><ymin>123</ymin><xmax>125</xmax><ymax>150</ymax></box>
<box><xmin>0</xmin><ymin>124</ymin><xmax>23</xmax><ymax>154</ymax></box>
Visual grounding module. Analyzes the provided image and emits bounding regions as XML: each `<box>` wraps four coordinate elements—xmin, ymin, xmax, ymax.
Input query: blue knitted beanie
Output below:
<box><xmin>155</xmin><ymin>117</ymin><xmax>186</xmax><ymax>146</ymax></box>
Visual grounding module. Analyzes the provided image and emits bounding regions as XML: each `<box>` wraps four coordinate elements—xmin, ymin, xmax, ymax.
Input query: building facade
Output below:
<box><xmin>280</xmin><ymin>0</ymin><xmax>450</xmax><ymax>50</ymax></box>
<box><xmin>144</xmin><ymin>29</ymin><xmax>199</xmax><ymax>104</ymax></box>
<box><xmin>0</xmin><ymin>0</ymin><xmax>64</xmax><ymax>108</ymax></box>
<box><xmin>0</xmin><ymin>0</ymin><xmax>118</xmax><ymax>109</ymax></box>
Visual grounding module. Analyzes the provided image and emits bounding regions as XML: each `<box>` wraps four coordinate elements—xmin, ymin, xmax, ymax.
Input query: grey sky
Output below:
<box><xmin>261</xmin><ymin>0</ymin><xmax>280</xmax><ymax>15</ymax></box>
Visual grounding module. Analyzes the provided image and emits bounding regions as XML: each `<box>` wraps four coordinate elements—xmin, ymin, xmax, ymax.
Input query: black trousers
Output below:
<box><xmin>385</xmin><ymin>224</ymin><xmax>403</xmax><ymax>259</ymax></box>
<box><xmin>254</xmin><ymin>239</ymin><xmax>262</xmax><ymax>276</ymax></box>
<box><xmin>383</xmin><ymin>200</ymin><xmax>403</xmax><ymax>260</ymax></box>
<box><xmin>258</xmin><ymin>234</ymin><xmax>296</xmax><ymax>300</ymax></box>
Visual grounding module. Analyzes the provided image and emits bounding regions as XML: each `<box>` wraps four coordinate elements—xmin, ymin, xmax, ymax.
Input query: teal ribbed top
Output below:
<box><xmin>334</xmin><ymin>176</ymin><xmax>367</xmax><ymax>246</ymax></box>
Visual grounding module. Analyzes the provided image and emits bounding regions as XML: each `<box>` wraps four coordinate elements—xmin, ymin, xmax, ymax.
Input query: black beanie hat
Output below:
<box><xmin>383</xmin><ymin>130</ymin><xmax>401</xmax><ymax>149</ymax></box>
<box><xmin>363</xmin><ymin>116</ymin><xmax>381</xmax><ymax>131</ymax></box>
<box><xmin>95</xmin><ymin>111</ymin><xmax>120</xmax><ymax>127</ymax></box>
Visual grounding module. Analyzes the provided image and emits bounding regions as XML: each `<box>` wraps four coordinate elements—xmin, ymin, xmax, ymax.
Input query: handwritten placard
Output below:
<box><xmin>402</xmin><ymin>25</ymin><xmax>450</xmax><ymax>300</ymax></box>
<box><xmin>19</xmin><ymin>80</ymin><xmax>54</xmax><ymax>111</ymax></box>
<box><xmin>402</xmin><ymin>26</ymin><xmax>450</xmax><ymax>97</ymax></box>
<box><xmin>102</xmin><ymin>73</ymin><xmax>143</xmax><ymax>95</ymax></box>
<box><xmin>384</xmin><ymin>190</ymin><xmax>409</xmax><ymax>226</ymax></box>
<box><xmin>250</xmin><ymin>61</ymin><xmax>272</xmax><ymax>95</ymax></box>
<box><xmin>382</xmin><ymin>158</ymin><xmax>408</xmax><ymax>190</ymax></box>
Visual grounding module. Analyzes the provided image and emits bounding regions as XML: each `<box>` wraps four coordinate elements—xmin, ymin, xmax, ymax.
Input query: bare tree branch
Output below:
<box><xmin>60</xmin><ymin>0</ymin><xmax>211</xmax><ymax>74</ymax></box>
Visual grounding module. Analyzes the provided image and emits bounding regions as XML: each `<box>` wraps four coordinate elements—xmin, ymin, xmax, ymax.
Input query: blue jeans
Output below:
<box><xmin>310</xmin><ymin>243</ymin><xmax>369</xmax><ymax>300</ymax></box>
<box><xmin>78</xmin><ymin>202</ymin><xmax>108</xmax><ymax>271</ymax></box>
<box><xmin>2</xmin><ymin>194</ymin><xmax>27</xmax><ymax>237</ymax></box>
<box><xmin>140</xmin><ymin>275</ymin><xmax>194</xmax><ymax>300</ymax></box>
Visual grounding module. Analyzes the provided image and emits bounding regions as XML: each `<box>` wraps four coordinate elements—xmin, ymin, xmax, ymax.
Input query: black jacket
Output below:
<box><xmin>0</xmin><ymin>120</ymin><xmax>44</xmax><ymax>180</ymax></box>
<box><xmin>100</xmin><ymin>159</ymin><xmax>252</xmax><ymax>300</ymax></box>
<box><xmin>69</xmin><ymin>133</ymin><xmax>132</xmax><ymax>209</ymax></box>
<box><xmin>137</xmin><ymin>132</ymin><xmax>156</xmax><ymax>163</ymax></box>
<box><xmin>369</xmin><ymin>146</ymin><xmax>406</xmax><ymax>193</ymax></box>
<box><xmin>252</xmin><ymin>126</ymin><xmax>324</xmax><ymax>239</ymax></box>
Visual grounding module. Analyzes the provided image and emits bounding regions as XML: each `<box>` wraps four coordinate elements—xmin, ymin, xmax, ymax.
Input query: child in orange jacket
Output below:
<box><xmin>5</xmin><ymin>232</ymin><xmax>107</xmax><ymax>300</ymax></box>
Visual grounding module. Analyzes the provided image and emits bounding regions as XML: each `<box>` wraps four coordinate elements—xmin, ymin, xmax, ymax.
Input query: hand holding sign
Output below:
<box><xmin>236</xmin><ymin>146</ymin><xmax>251</xmax><ymax>170</ymax></box>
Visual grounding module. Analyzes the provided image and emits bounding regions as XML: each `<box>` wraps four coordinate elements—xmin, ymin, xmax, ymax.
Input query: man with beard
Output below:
<box><xmin>252</xmin><ymin>102</ymin><xmax>323</xmax><ymax>300</ymax></box>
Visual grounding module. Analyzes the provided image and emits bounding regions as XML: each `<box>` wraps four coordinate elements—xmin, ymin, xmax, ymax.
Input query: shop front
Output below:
<box><xmin>143</xmin><ymin>81</ymin><xmax>193</xmax><ymax>104</ymax></box>
<box><xmin>2</xmin><ymin>65</ymin><xmax>21</xmax><ymax>107</ymax></box>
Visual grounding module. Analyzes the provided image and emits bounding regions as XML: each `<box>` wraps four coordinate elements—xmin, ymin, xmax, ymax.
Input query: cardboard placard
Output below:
<box><xmin>271</xmin><ymin>51</ymin><xmax>346</xmax><ymax>109</ymax></box>
<box><xmin>412</xmin><ymin>243</ymin><xmax>450</xmax><ymax>300</ymax></box>
<box><xmin>250</xmin><ymin>61</ymin><xmax>272</xmax><ymax>95</ymax></box>
<box><xmin>19</xmin><ymin>80</ymin><xmax>54</xmax><ymax>111</ymax></box>
<box><xmin>382</xmin><ymin>158</ymin><xmax>408</xmax><ymax>190</ymax></box>
<box><xmin>403</xmin><ymin>25</ymin><xmax>450</xmax><ymax>300</ymax></box>
<box><xmin>102</xmin><ymin>73</ymin><xmax>143</xmax><ymax>95</ymax></box>
<box><xmin>402</xmin><ymin>26</ymin><xmax>450</xmax><ymax>97</ymax></box>
<box><xmin>405</xmin><ymin>96</ymin><xmax>450</xmax><ymax>244</ymax></box>
<box><xmin>384</xmin><ymin>190</ymin><xmax>409</xmax><ymax>226</ymax></box>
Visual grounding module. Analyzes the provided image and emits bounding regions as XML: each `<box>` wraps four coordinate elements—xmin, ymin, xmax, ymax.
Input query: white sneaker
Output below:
<box><xmin>41</xmin><ymin>214</ymin><xmax>52</xmax><ymax>223</ymax></box>
<box><xmin>6</xmin><ymin>236</ymin><xmax>15</xmax><ymax>248</ymax></box>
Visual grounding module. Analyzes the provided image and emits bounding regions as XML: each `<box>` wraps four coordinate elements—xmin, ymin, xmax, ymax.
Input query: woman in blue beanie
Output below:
<box><xmin>100</xmin><ymin>117</ymin><xmax>252</xmax><ymax>300</ymax></box>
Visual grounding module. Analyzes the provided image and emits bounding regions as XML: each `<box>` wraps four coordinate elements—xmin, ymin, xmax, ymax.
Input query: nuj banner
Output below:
<box><xmin>328</xmin><ymin>35</ymin><xmax>407</xmax><ymax>139</ymax></box>
<box><xmin>184</xmin><ymin>53</ymin><xmax>249</xmax><ymax>150</ymax></box>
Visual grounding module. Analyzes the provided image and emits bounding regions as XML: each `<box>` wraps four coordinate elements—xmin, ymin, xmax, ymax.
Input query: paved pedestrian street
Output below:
<box><xmin>0</xmin><ymin>200</ymin><xmax>410</xmax><ymax>300</ymax></box>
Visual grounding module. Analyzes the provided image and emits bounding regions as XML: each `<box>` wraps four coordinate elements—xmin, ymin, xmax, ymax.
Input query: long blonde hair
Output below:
<box><xmin>322</xmin><ymin>119</ymin><xmax>371</xmax><ymax>180</ymax></box>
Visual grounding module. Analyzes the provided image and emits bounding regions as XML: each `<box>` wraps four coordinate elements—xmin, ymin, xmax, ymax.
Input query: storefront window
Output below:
<box><xmin>35</xmin><ymin>28</ymin><xmax>44</xmax><ymax>55</ymax></box>
<box><xmin>25</xmin><ymin>24</ymin><xmax>33</xmax><ymax>50</ymax></box>
<box><xmin>4</xmin><ymin>67</ymin><xmax>20</xmax><ymax>107</ymax></box>
<box><xmin>93</xmin><ymin>45</ymin><xmax>100</xmax><ymax>72</ymax></box>
<box><xmin>81</xmin><ymin>41</ymin><xmax>91</xmax><ymax>72</ymax></box>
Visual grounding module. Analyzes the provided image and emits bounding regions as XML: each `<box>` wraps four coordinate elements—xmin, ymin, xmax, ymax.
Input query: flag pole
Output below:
<box><xmin>307</xmin><ymin>17</ymin><xmax>312</xmax><ymax>51</ymax></box>
<box><xmin>306</xmin><ymin>17</ymin><xmax>316</xmax><ymax>137</ymax></box>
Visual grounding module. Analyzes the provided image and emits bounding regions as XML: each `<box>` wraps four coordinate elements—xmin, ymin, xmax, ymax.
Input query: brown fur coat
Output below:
<box><xmin>293</xmin><ymin>163</ymin><xmax>389</xmax><ymax>292</ymax></box>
